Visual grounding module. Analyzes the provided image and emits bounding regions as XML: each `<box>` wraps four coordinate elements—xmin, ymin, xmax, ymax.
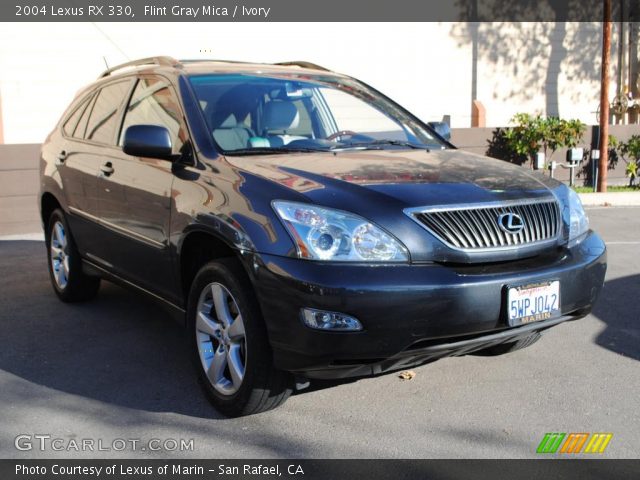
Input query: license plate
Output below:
<box><xmin>507</xmin><ymin>281</ymin><xmax>560</xmax><ymax>325</ymax></box>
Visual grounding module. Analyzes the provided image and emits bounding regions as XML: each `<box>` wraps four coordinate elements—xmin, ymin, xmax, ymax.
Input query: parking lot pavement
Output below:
<box><xmin>0</xmin><ymin>207</ymin><xmax>638</xmax><ymax>459</ymax></box>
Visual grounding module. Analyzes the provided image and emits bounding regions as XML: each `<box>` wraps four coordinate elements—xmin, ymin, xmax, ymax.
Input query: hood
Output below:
<box><xmin>225</xmin><ymin>148</ymin><xmax>560</xmax><ymax>209</ymax></box>
<box><xmin>224</xmin><ymin>148</ymin><xmax>567</xmax><ymax>264</ymax></box>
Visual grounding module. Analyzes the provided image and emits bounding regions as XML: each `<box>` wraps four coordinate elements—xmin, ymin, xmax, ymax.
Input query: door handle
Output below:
<box><xmin>56</xmin><ymin>150</ymin><xmax>67</xmax><ymax>164</ymax></box>
<box><xmin>100</xmin><ymin>162</ymin><xmax>114</xmax><ymax>176</ymax></box>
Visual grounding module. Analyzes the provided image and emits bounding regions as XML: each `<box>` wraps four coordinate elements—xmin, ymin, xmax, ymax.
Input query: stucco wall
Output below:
<box><xmin>0</xmin><ymin>144</ymin><xmax>41</xmax><ymax>235</ymax></box>
<box><xmin>0</xmin><ymin>22</ymin><xmax>624</xmax><ymax>145</ymax></box>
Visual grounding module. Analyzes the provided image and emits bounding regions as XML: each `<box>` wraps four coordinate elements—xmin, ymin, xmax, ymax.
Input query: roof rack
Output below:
<box><xmin>98</xmin><ymin>57</ymin><xmax>332</xmax><ymax>79</ymax></box>
<box><xmin>181</xmin><ymin>59</ymin><xmax>331</xmax><ymax>72</ymax></box>
<box><xmin>179</xmin><ymin>58</ymin><xmax>251</xmax><ymax>65</ymax></box>
<box><xmin>98</xmin><ymin>56</ymin><xmax>179</xmax><ymax>78</ymax></box>
<box><xmin>273</xmin><ymin>61</ymin><xmax>331</xmax><ymax>72</ymax></box>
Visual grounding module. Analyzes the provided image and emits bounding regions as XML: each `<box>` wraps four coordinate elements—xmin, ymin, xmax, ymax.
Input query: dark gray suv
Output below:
<box><xmin>40</xmin><ymin>57</ymin><xmax>607</xmax><ymax>416</ymax></box>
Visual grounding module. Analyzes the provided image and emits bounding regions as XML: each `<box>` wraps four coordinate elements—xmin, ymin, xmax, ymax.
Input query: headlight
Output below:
<box><xmin>273</xmin><ymin>201</ymin><xmax>409</xmax><ymax>262</ymax></box>
<box><xmin>567</xmin><ymin>188</ymin><xmax>589</xmax><ymax>242</ymax></box>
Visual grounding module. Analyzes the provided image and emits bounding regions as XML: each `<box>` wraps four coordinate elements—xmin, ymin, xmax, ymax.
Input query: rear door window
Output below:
<box><xmin>85</xmin><ymin>80</ymin><xmax>132</xmax><ymax>145</ymax></box>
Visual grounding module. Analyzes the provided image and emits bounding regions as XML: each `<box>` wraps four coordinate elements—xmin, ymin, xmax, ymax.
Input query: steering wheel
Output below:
<box><xmin>325</xmin><ymin>130</ymin><xmax>358</xmax><ymax>142</ymax></box>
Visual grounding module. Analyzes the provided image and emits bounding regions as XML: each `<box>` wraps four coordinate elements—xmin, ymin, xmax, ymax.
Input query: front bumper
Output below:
<box><xmin>250</xmin><ymin>231</ymin><xmax>607</xmax><ymax>379</ymax></box>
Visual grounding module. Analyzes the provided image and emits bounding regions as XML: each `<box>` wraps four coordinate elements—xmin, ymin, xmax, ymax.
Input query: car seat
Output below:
<box><xmin>250</xmin><ymin>100</ymin><xmax>305</xmax><ymax>147</ymax></box>
<box><xmin>211</xmin><ymin>112</ymin><xmax>253</xmax><ymax>151</ymax></box>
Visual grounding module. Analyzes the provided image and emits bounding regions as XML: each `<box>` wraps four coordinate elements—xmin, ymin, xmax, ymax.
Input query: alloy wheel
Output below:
<box><xmin>50</xmin><ymin>221</ymin><xmax>69</xmax><ymax>289</ymax></box>
<box><xmin>196</xmin><ymin>282</ymin><xmax>247</xmax><ymax>395</ymax></box>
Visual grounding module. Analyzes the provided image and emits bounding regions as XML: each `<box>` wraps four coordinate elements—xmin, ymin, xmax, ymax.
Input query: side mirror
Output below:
<box><xmin>427</xmin><ymin>121</ymin><xmax>451</xmax><ymax>141</ymax></box>
<box><xmin>122</xmin><ymin>125</ymin><xmax>173</xmax><ymax>160</ymax></box>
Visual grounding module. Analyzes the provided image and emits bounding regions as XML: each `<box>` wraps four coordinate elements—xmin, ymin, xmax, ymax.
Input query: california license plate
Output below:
<box><xmin>507</xmin><ymin>281</ymin><xmax>560</xmax><ymax>325</ymax></box>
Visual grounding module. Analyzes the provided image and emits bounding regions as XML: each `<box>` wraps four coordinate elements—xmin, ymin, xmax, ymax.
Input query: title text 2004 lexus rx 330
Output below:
<box><xmin>39</xmin><ymin>57</ymin><xmax>606</xmax><ymax>416</ymax></box>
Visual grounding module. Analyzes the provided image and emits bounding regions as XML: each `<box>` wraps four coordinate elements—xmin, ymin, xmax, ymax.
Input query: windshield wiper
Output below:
<box><xmin>330</xmin><ymin>140</ymin><xmax>430</xmax><ymax>151</ymax></box>
<box><xmin>225</xmin><ymin>147</ymin><xmax>326</xmax><ymax>156</ymax></box>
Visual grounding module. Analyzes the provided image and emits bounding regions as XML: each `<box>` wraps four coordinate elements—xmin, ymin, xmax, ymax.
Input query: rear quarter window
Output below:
<box><xmin>73</xmin><ymin>94</ymin><xmax>97</xmax><ymax>139</ymax></box>
<box><xmin>62</xmin><ymin>93</ymin><xmax>93</xmax><ymax>138</ymax></box>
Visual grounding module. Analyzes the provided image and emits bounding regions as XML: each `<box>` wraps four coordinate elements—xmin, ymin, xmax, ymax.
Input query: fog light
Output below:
<box><xmin>300</xmin><ymin>308</ymin><xmax>362</xmax><ymax>331</ymax></box>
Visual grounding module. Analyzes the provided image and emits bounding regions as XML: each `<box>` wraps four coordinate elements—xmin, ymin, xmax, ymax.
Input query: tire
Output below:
<box><xmin>472</xmin><ymin>332</ymin><xmax>541</xmax><ymax>356</ymax></box>
<box><xmin>187</xmin><ymin>258</ymin><xmax>293</xmax><ymax>417</ymax></box>
<box><xmin>46</xmin><ymin>208</ymin><xmax>100</xmax><ymax>302</ymax></box>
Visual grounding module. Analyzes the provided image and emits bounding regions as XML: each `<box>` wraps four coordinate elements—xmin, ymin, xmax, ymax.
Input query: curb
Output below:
<box><xmin>579</xmin><ymin>192</ymin><xmax>640</xmax><ymax>207</ymax></box>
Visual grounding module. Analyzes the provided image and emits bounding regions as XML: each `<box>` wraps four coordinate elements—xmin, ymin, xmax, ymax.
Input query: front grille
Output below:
<box><xmin>409</xmin><ymin>199</ymin><xmax>561</xmax><ymax>250</ymax></box>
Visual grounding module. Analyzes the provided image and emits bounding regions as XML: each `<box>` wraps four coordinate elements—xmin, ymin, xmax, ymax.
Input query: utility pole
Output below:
<box><xmin>598</xmin><ymin>0</ymin><xmax>612</xmax><ymax>192</ymax></box>
<box><xmin>631</xmin><ymin>4</ymin><xmax>639</xmax><ymax>102</ymax></box>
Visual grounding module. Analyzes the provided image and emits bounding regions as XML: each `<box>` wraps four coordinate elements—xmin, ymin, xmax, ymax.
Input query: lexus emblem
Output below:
<box><xmin>497</xmin><ymin>213</ymin><xmax>525</xmax><ymax>234</ymax></box>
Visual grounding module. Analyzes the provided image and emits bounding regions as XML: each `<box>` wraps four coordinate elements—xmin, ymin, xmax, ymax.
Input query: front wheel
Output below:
<box><xmin>187</xmin><ymin>259</ymin><xmax>293</xmax><ymax>417</ymax></box>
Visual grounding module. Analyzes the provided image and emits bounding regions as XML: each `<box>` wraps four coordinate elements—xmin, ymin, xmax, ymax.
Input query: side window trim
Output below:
<box><xmin>114</xmin><ymin>78</ymin><xmax>139</xmax><ymax>146</ymax></box>
<box><xmin>116</xmin><ymin>76</ymin><xmax>145</xmax><ymax>146</ymax></box>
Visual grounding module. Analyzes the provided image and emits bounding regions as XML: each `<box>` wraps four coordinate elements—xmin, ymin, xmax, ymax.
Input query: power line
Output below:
<box><xmin>90</xmin><ymin>22</ymin><xmax>130</xmax><ymax>61</ymax></box>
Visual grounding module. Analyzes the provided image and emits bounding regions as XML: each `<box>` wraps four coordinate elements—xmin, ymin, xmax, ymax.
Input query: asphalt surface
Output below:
<box><xmin>0</xmin><ymin>207</ymin><xmax>638</xmax><ymax>459</ymax></box>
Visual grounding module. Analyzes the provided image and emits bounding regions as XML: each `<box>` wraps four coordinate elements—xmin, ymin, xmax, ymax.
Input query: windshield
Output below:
<box><xmin>188</xmin><ymin>73</ymin><xmax>446</xmax><ymax>154</ymax></box>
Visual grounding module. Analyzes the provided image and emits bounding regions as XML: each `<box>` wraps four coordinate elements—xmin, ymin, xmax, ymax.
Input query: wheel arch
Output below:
<box><xmin>177</xmin><ymin>227</ymin><xmax>257</xmax><ymax>307</ymax></box>
<box><xmin>40</xmin><ymin>192</ymin><xmax>64</xmax><ymax>229</ymax></box>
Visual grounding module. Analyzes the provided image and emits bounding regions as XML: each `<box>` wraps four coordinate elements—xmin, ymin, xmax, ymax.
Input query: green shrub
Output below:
<box><xmin>500</xmin><ymin>113</ymin><xmax>586</xmax><ymax>170</ymax></box>
<box><xmin>617</xmin><ymin>135</ymin><xmax>640</xmax><ymax>186</ymax></box>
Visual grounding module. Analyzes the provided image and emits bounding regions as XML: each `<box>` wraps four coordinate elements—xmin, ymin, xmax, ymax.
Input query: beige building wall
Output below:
<box><xmin>0</xmin><ymin>22</ymin><xmax>620</xmax><ymax>144</ymax></box>
<box><xmin>471</xmin><ymin>22</ymin><xmax>619</xmax><ymax>127</ymax></box>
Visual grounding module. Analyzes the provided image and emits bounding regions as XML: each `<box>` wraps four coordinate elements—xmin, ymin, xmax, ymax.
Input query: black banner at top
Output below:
<box><xmin>4</xmin><ymin>0</ymin><xmax>637</xmax><ymax>22</ymax></box>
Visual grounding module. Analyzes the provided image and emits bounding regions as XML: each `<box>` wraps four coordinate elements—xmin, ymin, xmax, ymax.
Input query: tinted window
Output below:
<box><xmin>85</xmin><ymin>81</ymin><xmax>131</xmax><ymax>145</ymax></box>
<box><xmin>73</xmin><ymin>93</ymin><xmax>97</xmax><ymax>139</ymax></box>
<box><xmin>189</xmin><ymin>74</ymin><xmax>443</xmax><ymax>153</ymax></box>
<box><xmin>120</xmin><ymin>76</ymin><xmax>187</xmax><ymax>154</ymax></box>
<box><xmin>63</xmin><ymin>93</ymin><xmax>93</xmax><ymax>137</ymax></box>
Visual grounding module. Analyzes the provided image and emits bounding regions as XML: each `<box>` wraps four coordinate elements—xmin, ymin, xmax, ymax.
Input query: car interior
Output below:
<box><xmin>191</xmin><ymin>75</ymin><xmax>428</xmax><ymax>152</ymax></box>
